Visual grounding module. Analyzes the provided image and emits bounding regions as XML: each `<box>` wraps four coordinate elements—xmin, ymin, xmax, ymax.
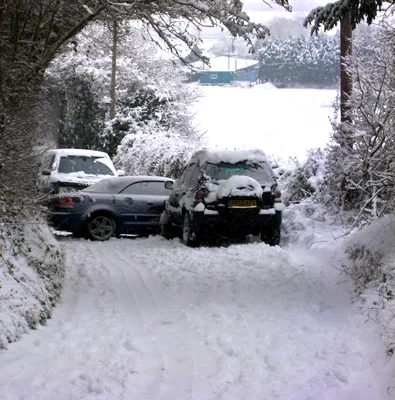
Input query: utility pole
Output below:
<box><xmin>110</xmin><ymin>19</ymin><xmax>118</xmax><ymax>120</ymax></box>
<box><xmin>340</xmin><ymin>12</ymin><xmax>352</xmax><ymax>124</ymax></box>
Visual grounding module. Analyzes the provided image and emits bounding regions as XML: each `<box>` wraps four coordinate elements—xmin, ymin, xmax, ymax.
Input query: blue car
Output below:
<box><xmin>47</xmin><ymin>176</ymin><xmax>174</xmax><ymax>240</ymax></box>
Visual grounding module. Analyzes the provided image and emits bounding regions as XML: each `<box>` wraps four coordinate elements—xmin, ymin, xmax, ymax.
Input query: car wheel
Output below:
<box><xmin>87</xmin><ymin>214</ymin><xmax>116</xmax><ymax>241</ymax></box>
<box><xmin>261</xmin><ymin>226</ymin><xmax>281</xmax><ymax>246</ymax></box>
<box><xmin>182</xmin><ymin>212</ymin><xmax>199</xmax><ymax>247</ymax></box>
<box><xmin>160</xmin><ymin>211</ymin><xmax>176</xmax><ymax>240</ymax></box>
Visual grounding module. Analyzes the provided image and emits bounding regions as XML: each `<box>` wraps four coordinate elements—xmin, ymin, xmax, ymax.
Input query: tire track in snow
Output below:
<box><xmin>93</xmin><ymin>242</ymin><xmax>166</xmax><ymax>399</ymax></box>
<box><xmin>114</xmin><ymin>238</ymin><xmax>226</xmax><ymax>400</ymax></box>
<box><xmin>114</xmin><ymin>242</ymin><xmax>196</xmax><ymax>399</ymax></box>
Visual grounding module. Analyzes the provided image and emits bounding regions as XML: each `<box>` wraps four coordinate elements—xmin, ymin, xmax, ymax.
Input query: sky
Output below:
<box><xmin>243</xmin><ymin>0</ymin><xmax>328</xmax><ymax>13</ymax></box>
<box><xmin>196</xmin><ymin>0</ymin><xmax>334</xmax><ymax>39</ymax></box>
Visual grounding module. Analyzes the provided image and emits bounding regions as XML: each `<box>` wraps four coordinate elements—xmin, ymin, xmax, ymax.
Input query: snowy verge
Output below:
<box><xmin>341</xmin><ymin>215</ymin><xmax>395</xmax><ymax>364</ymax></box>
<box><xmin>0</xmin><ymin>214</ymin><xmax>65</xmax><ymax>350</ymax></box>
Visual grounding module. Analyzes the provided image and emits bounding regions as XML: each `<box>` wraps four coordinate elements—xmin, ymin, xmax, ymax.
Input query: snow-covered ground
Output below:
<box><xmin>0</xmin><ymin>223</ymin><xmax>393</xmax><ymax>399</ymax></box>
<box><xmin>194</xmin><ymin>85</ymin><xmax>337</xmax><ymax>161</ymax></box>
<box><xmin>1</xmin><ymin>85</ymin><xmax>394</xmax><ymax>399</ymax></box>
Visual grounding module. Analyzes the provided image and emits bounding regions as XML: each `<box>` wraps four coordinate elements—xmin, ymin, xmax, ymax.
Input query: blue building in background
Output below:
<box><xmin>198</xmin><ymin>56</ymin><xmax>258</xmax><ymax>86</ymax></box>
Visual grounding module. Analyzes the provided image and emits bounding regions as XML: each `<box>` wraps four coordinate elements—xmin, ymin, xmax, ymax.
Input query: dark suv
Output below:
<box><xmin>160</xmin><ymin>149</ymin><xmax>284</xmax><ymax>246</ymax></box>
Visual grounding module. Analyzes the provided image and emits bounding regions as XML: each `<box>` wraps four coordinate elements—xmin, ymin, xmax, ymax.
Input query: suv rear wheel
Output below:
<box><xmin>160</xmin><ymin>211</ymin><xmax>176</xmax><ymax>240</ymax></box>
<box><xmin>261</xmin><ymin>226</ymin><xmax>281</xmax><ymax>246</ymax></box>
<box><xmin>182</xmin><ymin>212</ymin><xmax>200</xmax><ymax>247</ymax></box>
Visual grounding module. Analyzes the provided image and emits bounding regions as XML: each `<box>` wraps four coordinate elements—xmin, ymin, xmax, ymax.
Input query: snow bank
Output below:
<box><xmin>339</xmin><ymin>215</ymin><xmax>395</xmax><ymax>372</ymax></box>
<box><xmin>0</xmin><ymin>216</ymin><xmax>65</xmax><ymax>350</ymax></box>
<box><xmin>254</xmin><ymin>82</ymin><xmax>278</xmax><ymax>90</ymax></box>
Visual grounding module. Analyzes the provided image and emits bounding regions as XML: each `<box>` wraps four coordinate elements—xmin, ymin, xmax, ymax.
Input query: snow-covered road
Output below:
<box><xmin>0</xmin><ymin>235</ymin><xmax>392</xmax><ymax>399</ymax></box>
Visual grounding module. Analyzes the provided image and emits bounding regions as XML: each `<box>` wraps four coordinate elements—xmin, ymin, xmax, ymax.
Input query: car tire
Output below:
<box><xmin>87</xmin><ymin>214</ymin><xmax>116</xmax><ymax>241</ymax></box>
<box><xmin>182</xmin><ymin>212</ymin><xmax>200</xmax><ymax>247</ymax></box>
<box><xmin>261</xmin><ymin>226</ymin><xmax>281</xmax><ymax>246</ymax></box>
<box><xmin>160</xmin><ymin>211</ymin><xmax>176</xmax><ymax>240</ymax></box>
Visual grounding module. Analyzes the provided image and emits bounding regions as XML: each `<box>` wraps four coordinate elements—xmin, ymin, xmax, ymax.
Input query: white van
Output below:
<box><xmin>37</xmin><ymin>148</ymin><xmax>125</xmax><ymax>194</ymax></box>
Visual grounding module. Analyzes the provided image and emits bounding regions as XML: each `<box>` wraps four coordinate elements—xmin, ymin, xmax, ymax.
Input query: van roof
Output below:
<box><xmin>46</xmin><ymin>149</ymin><xmax>110</xmax><ymax>158</ymax></box>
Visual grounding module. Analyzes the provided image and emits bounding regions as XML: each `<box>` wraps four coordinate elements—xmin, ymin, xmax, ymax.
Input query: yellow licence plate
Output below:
<box><xmin>230</xmin><ymin>199</ymin><xmax>257</xmax><ymax>208</ymax></box>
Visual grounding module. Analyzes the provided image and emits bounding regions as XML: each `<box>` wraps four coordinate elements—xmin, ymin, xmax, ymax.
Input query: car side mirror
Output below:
<box><xmin>165</xmin><ymin>180</ymin><xmax>173</xmax><ymax>190</ymax></box>
<box><xmin>42</xmin><ymin>170</ymin><xmax>51</xmax><ymax>176</ymax></box>
<box><xmin>117</xmin><ymin>169</ymin><xmax>125</xmax><ymax>177</ymax></box>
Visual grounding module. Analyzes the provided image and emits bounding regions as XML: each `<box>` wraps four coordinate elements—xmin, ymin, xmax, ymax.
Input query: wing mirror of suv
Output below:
<box><xmin>41</xmin><ymin>170</ymin><xmax>51</xmax><ymax>176</ymax></box>
<box><xmin>117</xmin><ymin>169</ymin><xmax>125</xmax><ymax>177</ymax></box>
<box><xmin>165</xmin><ymin>180</ymin><xmax>174</xmax><ymax>190</ymax></box>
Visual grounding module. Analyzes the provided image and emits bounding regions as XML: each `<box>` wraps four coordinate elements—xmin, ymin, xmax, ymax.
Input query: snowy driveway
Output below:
<box><xmin>0</xmin><ymin>236</ymin><xmax>391</xmax><ymax>399</ymax></box>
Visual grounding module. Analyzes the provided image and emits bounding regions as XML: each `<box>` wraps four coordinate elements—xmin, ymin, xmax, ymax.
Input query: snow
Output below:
<box><xmin>197</xmin><ymin>56</ymin><xmax>258</xmax><ymax>72</ymax></box>
<box><xmin>193</xmin><ymin>149</ymin><xmax>270</xmax><ymax>166</ymax></box>
<box><xmin>194</xmin><ymin>86</ymin><xmax>336</xmax><ymax>162</ymax></box>
<box><xmin>48</xmin><ymin>149</ymin><xmax>111</xmax><ymax>158</ymax></box>
<box><xmin>215</xmin><ymin>175</ymin><xmax>263</xmax><ymax>198</ymax></box>
<box><xmin>0</xmin><ymin>221</ymin><xmax>64</xmax><ymax>350</ymax></box>
<box><xmin>2</xmin><ymin>78</ymin><xmax>395</xmax><ymax>399</ymax></box>
<box><xmin>0</xmin><ymin>230</ymin><xmax>392</xmax><ymax>399</ymax></box>
<box><xmin>253</xmin><ymin>82</ymin><xmax>278</xmax><ymax>90</ymax></box>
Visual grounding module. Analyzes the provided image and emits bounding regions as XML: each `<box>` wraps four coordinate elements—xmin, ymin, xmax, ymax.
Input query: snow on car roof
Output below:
<box><xmin>47</xmin><ymin>148</ymin><xmax>111</xmax><ymax>158</ymax></box>
<box><xmin>191</xmin><ymin>149</ymin><xmax>270</xmax><ymax>166</ymax></box>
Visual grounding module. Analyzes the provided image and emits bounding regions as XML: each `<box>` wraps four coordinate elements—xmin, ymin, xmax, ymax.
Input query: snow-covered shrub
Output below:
<box><xmin>0</xmin><ymin>195</ymin><xmax>64</xmax><ymax>350</ymax></box>
<box><xmin>322</xmin><ymin>26</ymin><xmax>395</xmax><ymax>226</ymax></box>
<box><xmin>46</xmin><ymin>23</ymin><xmax>200</xmax><ymax>160</ymax></box>
<box><xmin>113</xmin><ymin>123</ymin><xmax>201</xmax><ymax>178</ymax></box>
<box><xmin>279</xmin><ymin>149</ymin><xmax>326</xmax><ymax>205</ymax></box>
<box><xmin>343</xmin><ymin>244</ymin><xmax>384</xmax><ymax>293</ymax></box>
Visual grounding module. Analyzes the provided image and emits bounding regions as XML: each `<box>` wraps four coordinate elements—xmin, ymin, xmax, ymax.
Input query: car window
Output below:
<box><xmin>120</xmin><ymin>181</ymin><xmax>172</xmax><ymax>196</ymax></box>
<box><xmin>178</xmin><ymin>163</ymin><xmax>196</xmax><ymax>187</ymax></box>
<box><xmin>188</xmin><ymin>164</ymin><xmax>202</xmax><ymax>186</ymax></box>
<box><xmin>204</xmin><ymin>161</ymin><xmax>276</xmax><ymax>185</ymax></box>
<box><xmin>40</xmin><ymin>153</ymin><xmax>55</xmax><ymax>171</ymax></box>
<box><xmin>83</xmin><ymin>178</ymin><xmax>123</xmax><ymax>193</ymax></box>
<box><xmin>57</xmin><ymin>156</ymin><xmax>115</xmax><ymax>175</ymax></box>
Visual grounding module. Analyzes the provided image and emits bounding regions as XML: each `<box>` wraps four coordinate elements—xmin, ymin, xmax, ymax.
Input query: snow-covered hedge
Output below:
<box><xmin>342</xmin><ymin>215</ymin><xmax>395</xmax><ymax>358</ymax></box>
<box><xmin>113</xmin><ymin>123</ymin><xmax>201</xmax><ymax>178</ymax></box>
<box><xmin>0</xmin><ymin>201</ymin><xmax>64</xmax><ymax>350</ymax></box>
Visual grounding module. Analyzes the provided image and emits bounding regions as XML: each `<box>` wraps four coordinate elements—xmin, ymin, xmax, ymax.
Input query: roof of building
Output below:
<box><xmin>195</xmin><ymin>56</ymin><xmax>258</xmax><ymax>72</ymax></box>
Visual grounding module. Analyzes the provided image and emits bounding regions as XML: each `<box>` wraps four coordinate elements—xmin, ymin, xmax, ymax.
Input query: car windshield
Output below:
<box><xmin>204</xmin><ymin>161</ymin><xmax>276</xmax><ymax>185</ymax></box>
<box><xmin>57</xmin><ymin>156</ymin><xmax>115</xmax><ymax>176</ymax></box>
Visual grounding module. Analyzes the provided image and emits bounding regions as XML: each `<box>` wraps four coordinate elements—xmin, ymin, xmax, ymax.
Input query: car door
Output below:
<box><xmin>169</xmin><ymin>163</ymin><xmax>196</xmax><ymax>224</ymax></box>
<box><xmin>37</xmin><ymin>153</ymin><xmax>55</xmax><ymax>193</ymax></box>
<box><xmin>116</xmin><ymin>180</ymin><xmax>172</xmax><ymax>231</ymax></box>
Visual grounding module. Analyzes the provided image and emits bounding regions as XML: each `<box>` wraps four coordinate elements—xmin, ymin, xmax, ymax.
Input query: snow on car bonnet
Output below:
<box><xmin>209</xmin><ymin>175</ymin><xmax>263</xmax><ymax>199</ymax></box>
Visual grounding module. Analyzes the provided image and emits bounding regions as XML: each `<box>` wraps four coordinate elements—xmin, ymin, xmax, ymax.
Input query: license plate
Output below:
<box><xmin>230</xmin><ymin>199</ymin><xmax>257</xmax><ymax>208</ymax></box>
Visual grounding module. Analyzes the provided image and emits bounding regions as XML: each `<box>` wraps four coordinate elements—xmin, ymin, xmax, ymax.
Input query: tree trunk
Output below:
<box><xmin>110</xmin><ymin>19</ymin><xmax>118</xmax><ymax>120</ymax></box>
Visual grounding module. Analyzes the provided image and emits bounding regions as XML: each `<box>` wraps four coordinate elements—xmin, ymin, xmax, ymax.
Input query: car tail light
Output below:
<box><xmin>56</xmin><ymin>197</ymin><xmax>75</xmax><ymax>209</ymax></box>
<box><xmin>274</xmin><ymin>189</ymin><xmax>282</xmax><ymax>202</ymax></box>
